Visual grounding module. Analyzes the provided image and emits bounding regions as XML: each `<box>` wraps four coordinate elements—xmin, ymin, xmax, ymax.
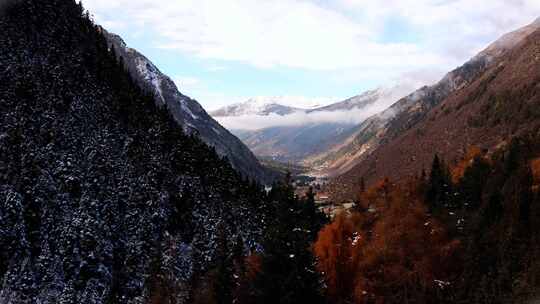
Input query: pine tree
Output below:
<box><xmin>518</xmin><ymin>166</ymin><xmax>534</xmax><ymax>236</ymax></box>
<box><xmin>251</xmin><ymin>175</ymin><xmax>325</xmax><ymax>304</ymax></box>
<box><xmin>483</xmin><ymin>191</ymin><xmax>504</xmax><ymax>227</ymax></box>
<box><xmin>426</xmin><ymin>154</ymin><xmax>452</xmax><ymax>213</ymax></box>
<box><xmin>458</xmin><ymin>156</ymin><xmax>491</xmax><ymax>210</ymax></box>
<box><xmin>212</xmin><ymin>225</ymin><xmax>234</xmax><ymax>304</ymax></box>
<box><xmin>504</xmin><ymin>139</ymin><xmax>522</xmax><ymax>177</ymax></box>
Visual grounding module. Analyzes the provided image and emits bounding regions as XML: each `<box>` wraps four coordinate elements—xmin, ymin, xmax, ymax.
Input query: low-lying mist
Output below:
<box><xmin>215</xmin><ymin>85</ymin><xmax>412</xmax><ymax>131</ymax></box>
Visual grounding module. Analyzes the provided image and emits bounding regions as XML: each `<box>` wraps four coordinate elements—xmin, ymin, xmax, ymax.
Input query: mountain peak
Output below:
<box><xmin>211</xmin><ymin>97</ymin><xmax>311</xmax><ymax>117</ymax></box>
<box><xmin>476</xmin><ymin>17</ymin><xmax>540</xmax><ymax>60</ymax></box>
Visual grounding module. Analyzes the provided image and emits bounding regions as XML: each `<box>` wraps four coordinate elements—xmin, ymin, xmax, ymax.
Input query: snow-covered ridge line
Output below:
<box><xmin>102</xmin><ymin>28</ymin><xmax>274</xmax><ymax>182</ymax></box>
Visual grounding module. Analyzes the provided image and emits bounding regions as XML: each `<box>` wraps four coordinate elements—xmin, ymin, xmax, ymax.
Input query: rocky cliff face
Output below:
<box><xmin>104</xmin><ymin>31</ymin><xmax>275</xmax><ymax>183</ymax></box>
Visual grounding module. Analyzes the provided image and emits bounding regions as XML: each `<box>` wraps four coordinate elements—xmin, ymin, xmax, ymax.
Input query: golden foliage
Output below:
<box><xmin>530</xmin><ymin>157</ymin><xmax>540</xmax><ymax>187</ymax></box>
<box><xmin>314</xmin><ymin>181</ymin><xmax>461</xmax><ymax>304</ymax></box>
<box><xmin>451</xmin><ymin>146</ymin><xmax>484</xmax><ymax>183</ymax></box>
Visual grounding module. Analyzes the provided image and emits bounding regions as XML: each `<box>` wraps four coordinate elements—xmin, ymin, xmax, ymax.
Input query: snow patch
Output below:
<box><xmin>134</xmin><ymin>57</ymin><xmax>165</xmax><ymax>104</ymax></box>
<box><xmin>180</xmin><ymin>99</ymin><xmax>199</xmax><ymax>120</ymax></box>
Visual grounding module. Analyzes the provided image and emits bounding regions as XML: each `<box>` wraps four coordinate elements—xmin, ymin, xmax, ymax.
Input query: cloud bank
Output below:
<box><xmin>215</xmin><ymin>106</ymin><xmax>379</xmax><ymax>131</ymax></box>
<box><xmin>215</xmin><ymin>83</ymin><xmax>415</xmax><ymax>130</ymax></box>
<box><xmin>82</xmin><ymin>0</ymin><xmax>540</xmax><ymax>72</ymax></box>
<box><xmin>81</xmin><ymin>0</ymin><xmax>540</xmax><ymax>110</ymax></box>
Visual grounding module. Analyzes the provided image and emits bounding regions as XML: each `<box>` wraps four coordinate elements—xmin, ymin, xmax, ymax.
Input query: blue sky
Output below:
<box><xmin>82</xmin><ymin>0</ymin><xmax>540</xmax><ymax>110</ymax></box>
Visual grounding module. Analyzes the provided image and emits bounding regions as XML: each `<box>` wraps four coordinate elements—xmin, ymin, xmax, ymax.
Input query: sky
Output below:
<box><xmin>81</xmin><ymin>0</ymin><xmax>540</xmax><ymax>111</ymax></box>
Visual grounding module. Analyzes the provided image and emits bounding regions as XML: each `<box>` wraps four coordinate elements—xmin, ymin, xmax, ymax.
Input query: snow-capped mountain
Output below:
<box><xmin>308</xmin><ymin>89</ymin><xmax>382</xmax><ymax>113</ymax></box>
<box><xmin>308</xmin><ymin>84</ymin><xmax>417</xmax><ymax>113</ymax></box>
<box><xmin>474</xmin><ymin>16</ymin><xmax>540</xmax><ymax>61</ymax></box>
<box><xmin>103</xmin><ymin>30</ymin><xmax>275</xmax><ymax>182</ymax></box>
<box><xmin>211</xmin><ymin>98</ymin><xmax>304</xmax><ymax>117</ymax></box>
<box><xmin>210</xmin><ymin>96</ymin><xmax>317</xmax><ymax>117</ymax></box>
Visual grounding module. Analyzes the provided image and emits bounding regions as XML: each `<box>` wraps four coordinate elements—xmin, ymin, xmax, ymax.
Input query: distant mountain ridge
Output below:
<box><xmin>211</xmin><ymin>90</ymin><xmax>392</xmax><ymax>117</ymax></box>
<box><xmin>211</xmin><ymin>97</ymin><xmax>304</xmax><ymax>117</ymax></box>
<box><xmin>212</xmin><ymin>85</ymin><xmax>418</xmax><ymax>171</ymax></box>
<box><xmin>307</xmin><ymin>89</ymin><xmax>381</xmax><ymax>113</ymax></box>
<box><xmin>103</xmin><ymin>30</ymin><xmax>275</xmax><ymax>183</ymax></box>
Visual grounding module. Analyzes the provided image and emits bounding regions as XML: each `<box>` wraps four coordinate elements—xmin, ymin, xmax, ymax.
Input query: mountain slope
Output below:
<box><xmin>237</xmin><ymin>123</ymin><xmax>357</xmax><ymax>164</ymax></box>
<box><xmin>104</xmin><ymin>31</ymin><xmax>274</xmax><ymax>183</ymax></box>
<box><xmin>307</xmin><ymin>56</ymin><xmax>499</xmax><ymax>176</ymax></box>
<box><xmin>309</xmin><ymin>19</ymin><xmax>540</xmax><ymax>180</ymax></box>
<box><xmin>0</xmin><ymin>1</ymin><xmax>270</xmax><ymax>302</ymax></box>
<box><xmin>328</xmin><ymin>19</ymin><xmax>540</xmax><ymax>201</ymax></box>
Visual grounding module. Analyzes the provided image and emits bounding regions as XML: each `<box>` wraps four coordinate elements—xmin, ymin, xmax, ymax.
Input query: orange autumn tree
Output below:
<box><xmin>314</xmin><ymin>212</ymin><xmax>367</xmax><ymax>303</ymax></box>
<box><xmin>450</xmin><ymin>146</ymin><xmax>485</xmax><ymax>183</ymax></box>
<box><xmin>314</xmin><ymin>180</ymin><xmax>461</xmax><ymax>304</ymax></box>
<box><xmin>530</xmin><ymin>157</ymin><xmax>540</xmax><ymax>190</ymax></box>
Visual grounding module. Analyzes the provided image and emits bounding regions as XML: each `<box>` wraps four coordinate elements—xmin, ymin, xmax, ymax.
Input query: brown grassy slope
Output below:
<box><xmin>329</xmin><ymin>28</ymin><xmax>540</xmax><ymax>201</ymax></box>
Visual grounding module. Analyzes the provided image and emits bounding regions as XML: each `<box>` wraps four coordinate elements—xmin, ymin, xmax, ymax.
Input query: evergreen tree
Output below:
<box><xmin>212</xmin><ymin>225</ymin><xmax>234</xmax><ymax>304</ymax></box>
<box><xmin>504</xmin><ymin>139</ymin><xmax>522</xmax><ymax>177</ymax></box>
<box><xmin>483</xmin><ymin>191</ymin><xmax>504</xmax><ymax>227</ymax></box>
<box><xmin>303</xmin><ymin>186</ymin><xmax>328</xmax><ymax>237</ymax></box>
<box><xmin>458</xmin><ymin>156</ymin><xmax>491</xmax><ymax>210</ymax></box>
<box><xmin>518</xmin><ymin>166</ymin><xmax>534</xmax><ymax>235</ymax></box>
<box><xmin>426</xmin><ymin>154</ymin><xmax>452</xmax><ymax>212</ymax></box>
<box><xmin>252</xmin><ymin>176</ymin><xmax>325</xmax><ymax>304</ymax></box>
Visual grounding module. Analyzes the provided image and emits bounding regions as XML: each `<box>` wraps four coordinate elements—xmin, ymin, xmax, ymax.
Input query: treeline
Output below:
<box><xmin>152</xmin><ymin>175</ymin><xmax>328</xmax><ymax>304</ymax></box>
<box><xmin>315</xmin><ymin>136</ymin><xmax>540</xmax><ymax>303</ymax></box>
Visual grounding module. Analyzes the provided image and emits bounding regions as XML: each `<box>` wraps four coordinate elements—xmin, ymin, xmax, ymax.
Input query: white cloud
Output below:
<box><xmin>174</xmin><ymin>76</ymin><xmax>201</xmax><ymax>89</ymax></box>
<box><xmin>81</xmin><ymin>0</ymin><xmax>450</xmax><ymax>72</ymax></box>
<box><xmin>206</xmin><ymin>65</ymin><xmax>227</xmax><ymax>72</ymax></box>
<box><xmin>214</xmin><ymin>82</ymin><xmax>416</xmax><ymax>130</ymax></box>
<box><xmin>82</xmin><ymin>0</ymin><xmax>540</xmax><ymax>73</ymax></box>
<box><xmin>81</xmin><ymin>0</ymin><xmax>540</xmax><ymax>110</ymax></box>
<box><xmin>337</xmin><ymin>0</ymin><xmax>540</xmax><ymax>60</ymax></box>
<box><xmin>215</xmin><ymin>102</ymin><xmax>390</xmax><ymax>131</ymax></box>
